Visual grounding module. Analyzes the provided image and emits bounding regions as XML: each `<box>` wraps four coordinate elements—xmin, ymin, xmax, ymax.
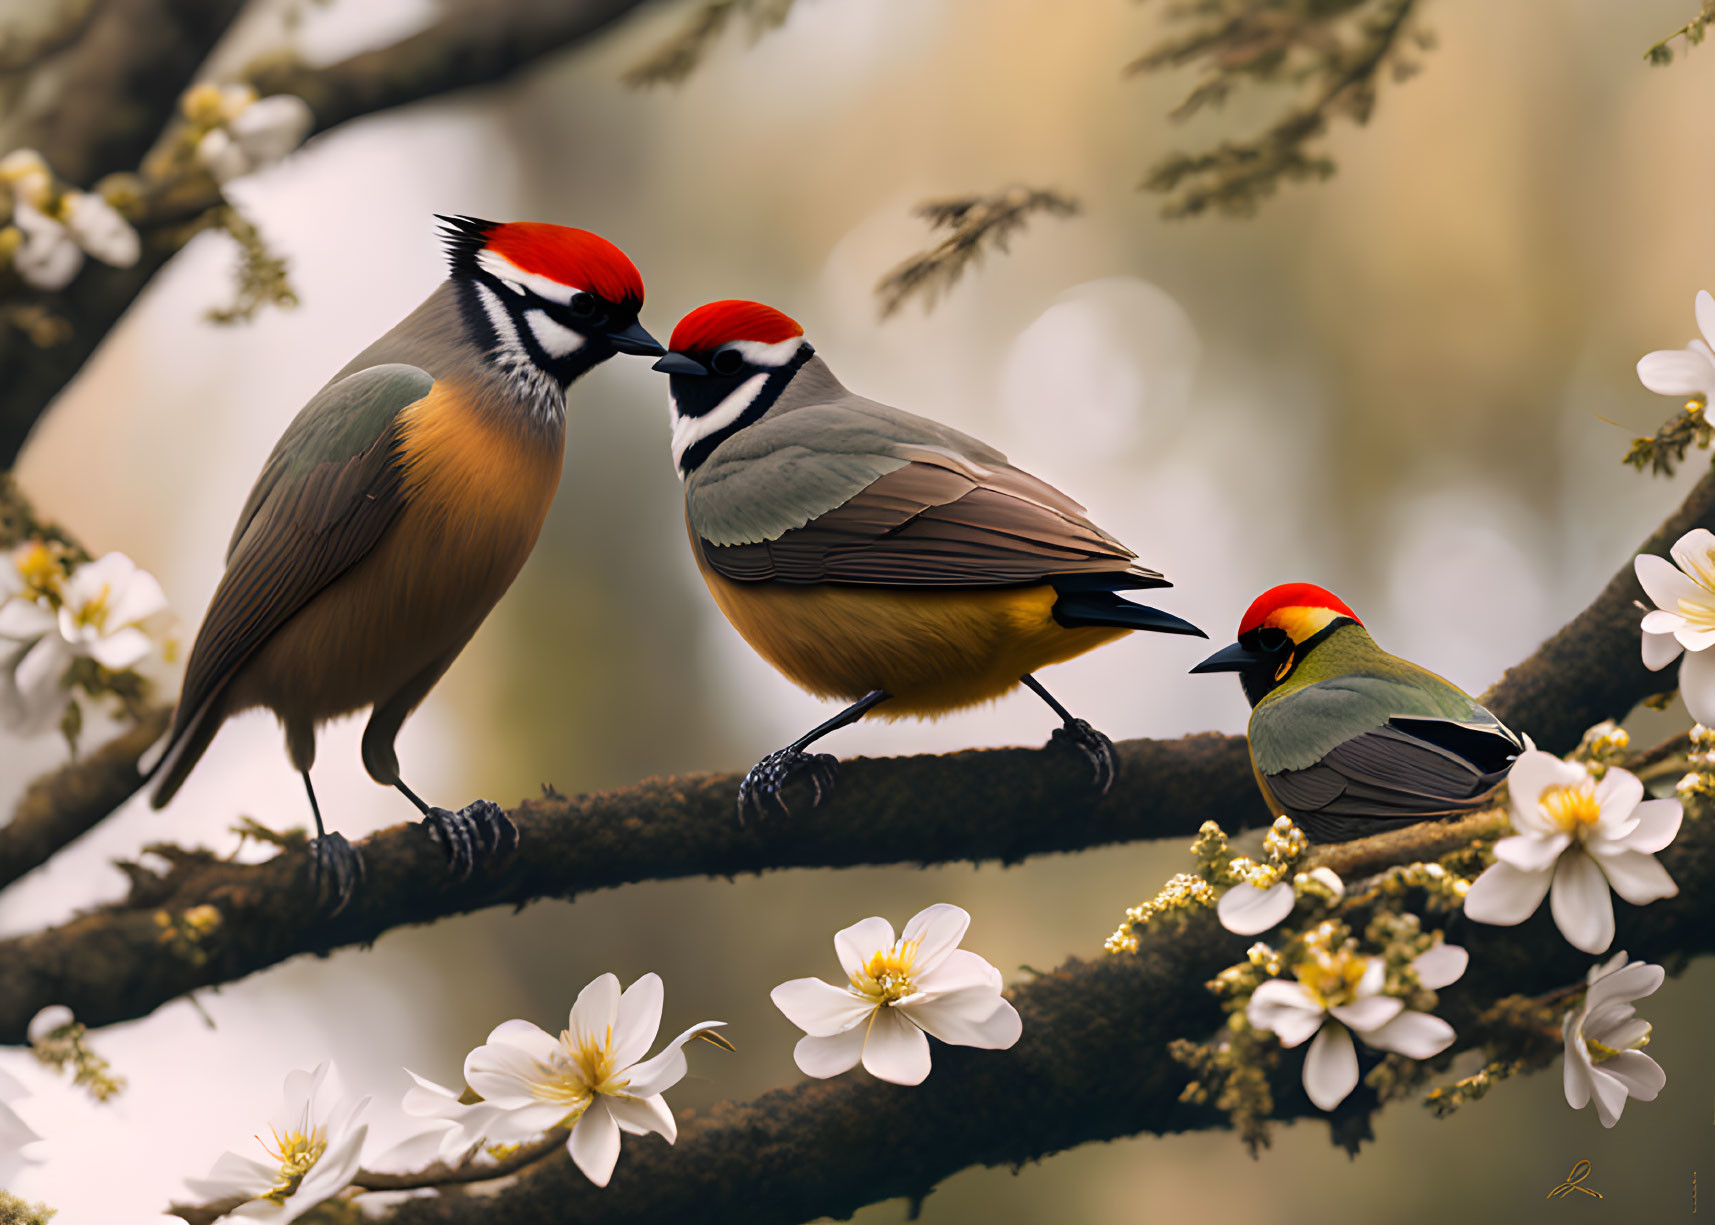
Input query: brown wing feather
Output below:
<box><xmin>699</xmin><ymin>459</ymin><xmax>1159</xmax><ymax>587</ymax></box>
<box><xmin>166</xmin><ymin>424</ymin><xmax>408</xmax><ymax>745</ymax></box>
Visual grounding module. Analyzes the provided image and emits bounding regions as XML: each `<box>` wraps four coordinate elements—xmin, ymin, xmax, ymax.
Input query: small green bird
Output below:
<box><xmin>1191</xmin><ymin>582</ymin><xmax>1523</xmax><ymax>842</ymax></box>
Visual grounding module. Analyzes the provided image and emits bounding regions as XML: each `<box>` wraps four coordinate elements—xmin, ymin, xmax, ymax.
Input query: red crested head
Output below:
<box><xmin>1238</xmin><ymin>582</ymin><xmax>1361</xmax><ymax>639</ymax></box>
<box><xmin>438</xmin><ymin>215</ymin><xmax>644</xmax><ymax>308</ymax></box>
<box><xmin>668</xmin><ymin>300</ymin><xmax>804</xmax><ymax>357</ymax></box>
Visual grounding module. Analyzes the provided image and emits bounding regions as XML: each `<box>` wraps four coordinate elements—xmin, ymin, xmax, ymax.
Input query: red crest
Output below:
<box><xmin>439</xmin><ymin>216</ymin><xmax>644</xmax><ymax>306</ymax></box>
<box><xmin>669</xmin><ymin>300</ymin><xmax>803</xmax><ymax>355</ymax></box>
<box><xmin>1238</xmin><ymin>582</ymin><xmax>1362</xmax><ymax>636</ymax></box>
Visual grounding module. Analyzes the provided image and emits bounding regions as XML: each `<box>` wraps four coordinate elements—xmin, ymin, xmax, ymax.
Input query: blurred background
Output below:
<box><xmin>1</xmin><ymin>0</ymin><xmax>1712</xmax><ymax>1219</ymax></box>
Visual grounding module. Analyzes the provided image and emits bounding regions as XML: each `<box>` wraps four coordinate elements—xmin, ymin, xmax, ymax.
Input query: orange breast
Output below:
<box><xmin>233</xmin><ymin>382</ymin><xmax>564</xmax><ymax>726</ymax></box>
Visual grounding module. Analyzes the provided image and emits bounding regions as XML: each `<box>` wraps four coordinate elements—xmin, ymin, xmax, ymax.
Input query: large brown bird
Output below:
<box><xmin>147</xmin><ymin>217</ymin><xmax>664</xmax><ymax>905</ymax></box>
<box><xmin>652</xmin><ymin>299</ymin><xmax>1204</xmax><ymax>819</ymax></box>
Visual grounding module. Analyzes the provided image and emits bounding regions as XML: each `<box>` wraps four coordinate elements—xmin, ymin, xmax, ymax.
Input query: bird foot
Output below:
<box><xmin>737</xmin><ymin>748</ymin><xmax>839</xmax><ymax>822</ymax></box>
<box><xmin>308</xmin><ymin>833</ymin><xmax>365</xmax><ymax>916</ymax></box>
<box><xmin>420</xmin><ymin>799</ymin><xmax>519</xmax><ymax>882</ymax></box>
<box><xmin>1049</xmin><ymin>719</ymin><xmax>1119</xmax><ymax>794</ymax></box>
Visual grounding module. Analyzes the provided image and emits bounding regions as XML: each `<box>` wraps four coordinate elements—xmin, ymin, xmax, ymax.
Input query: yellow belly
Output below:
<box><xmin>231</xmin><ymin>381</ymin><xmax>563</xmax><ymax>731</ymax></box>
<box><xmin>696</xmin><ymin>550</ymin><xmax>1126</xmax><ymax>717</ymax></box>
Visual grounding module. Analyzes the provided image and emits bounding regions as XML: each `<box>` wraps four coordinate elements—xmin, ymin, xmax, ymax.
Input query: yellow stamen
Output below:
<box><xmin>1540</xmin><ymin>781</ymin><xmax>1602</xmax><ymax>834</ymax></box>
<box><xmin>852</xmin><ymin>938</ymin><xmax>921</xmax><ymax>1004</ymax></box>
<box><xmin>1291</xmin><ymin>946</ymin><xmax>1367</xmax><ymax>1009</ymax></box>
<box><xmin>257</xmin><ymin>1124</ymin><xmax>327</xmax><ymax>1205</ymax></box>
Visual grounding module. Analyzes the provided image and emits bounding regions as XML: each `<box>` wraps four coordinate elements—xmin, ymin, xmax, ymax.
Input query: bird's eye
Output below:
<box><xmin>568</xmin><ymin>293</ymin><xmax>595</xmax><ymax>318</ymax></box>
<box><xmin>711</xmin><ymin>348</ymin><xmax>744</xmax><ymax>375</ymax></box>
<box><xmin>1255</xmin><ymin>627</ymin><xmax>1290</xmax><ymax>652</ymax></box>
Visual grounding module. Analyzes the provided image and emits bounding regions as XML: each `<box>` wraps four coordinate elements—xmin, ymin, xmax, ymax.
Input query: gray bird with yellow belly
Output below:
<box><xmin>652</xmin><ymin>299</ymin><xmax>1205</xmax><ymax>819</ymax></box>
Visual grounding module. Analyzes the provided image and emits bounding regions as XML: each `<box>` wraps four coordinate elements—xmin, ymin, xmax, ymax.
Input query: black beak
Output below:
<box><xmin>652</xmin><ymin>351</ymin><xmax>709</xmax><ymax>376</ymax></box>
<box><xmin>607</xmin><ymin>319</ymin><xmax>666</xmax><ymax>357</ymax></box>
<box><xmin>1190</xmin><ymin>641</ymin><xmax>1266</xmax><ymax>674</ymax></box>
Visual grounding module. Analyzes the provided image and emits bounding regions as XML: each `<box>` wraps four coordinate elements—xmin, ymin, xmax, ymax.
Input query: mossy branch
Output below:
<box><xmin>621</xmin><ymin>0</ymin><xmax>799</xmax><ymax>89</ymax></box>
<box><xmin>173</xmin><ymin>811</ymin><xmax>1715</xmax><ymax>1225</ymax></box>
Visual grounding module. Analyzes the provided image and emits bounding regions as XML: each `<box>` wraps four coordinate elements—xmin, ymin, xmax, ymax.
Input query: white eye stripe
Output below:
<box><xmin>503</xmin><ymin>279</ymin><xmax>526</xmax><ymax>296</ymax></box>
<box><xmin>670</xmin><ymin>373</ymin><xmax>768</xmax><ymax>471</ymax></box>
<box><xmin>724</xmin><ymin>337</ymin><xmax>801</xmax><ymax>367</ymax></box>
<box><xmin>527</xmin><ymin>309</ymin><xmax>585</xmax><ymax>358</ymax></box>
<box><xmin>476</xmin><ymin>249</ymin><xmax>582</xmax><ymax>305</ymax></box>
<box><xmin>475</xmin><ymin>282</ymin><xmax>520</xmax><ymax>351</ymax></box>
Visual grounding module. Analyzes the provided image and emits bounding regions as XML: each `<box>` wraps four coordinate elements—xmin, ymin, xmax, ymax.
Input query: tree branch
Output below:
<box><xmin>235</xmin><ymin>814</ymin><xmax>1715</xmax><ymax>1225</ymax></box>
<box><xmin>0</xmin><ymin>705</ymin><xmax>168</xmax><ymax>889</ymax></box>
<box><xmin>0</xmin><ymin>0</ymin><xmax>653</xmax><ymax>467</ymax></box>
<box><xmin>6</xmin><ymin>455</ymin><xmax>1714</xmax><ymax>1043</ymax></box>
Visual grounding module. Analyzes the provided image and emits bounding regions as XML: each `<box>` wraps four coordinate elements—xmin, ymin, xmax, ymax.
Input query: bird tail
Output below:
<box><xmin>144</xmin><ymin>693</ymin><xmax>224</xmax><ymax>809</ymax></box>
<box><xmin>1050</xmin><ymin>579</ymin><xmax>1206</xmax><ymax>638</ymax></box>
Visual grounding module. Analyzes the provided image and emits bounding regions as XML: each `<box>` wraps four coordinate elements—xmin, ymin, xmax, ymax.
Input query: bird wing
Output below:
<box><xmin>1262</xmin><ymin>717</ymin><xmax>1522</xmax><ymax>840</ymax></box>
<box><xmin>1250</xmin><ymin>673</ymin><xmax>1523</xmax><ymax>840</ymax></box>
<box><xmin>687</xmin><ymin>387</ymin><xmax>1155</xmax><ymax>587</ymax></box>
<box><xmin>168</xmin><ymin>363</ymin><xmax>434</xmax><ymax>745</ymax></box>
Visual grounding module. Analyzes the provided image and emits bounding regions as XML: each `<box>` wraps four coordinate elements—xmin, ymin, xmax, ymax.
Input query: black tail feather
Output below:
<box><xmin>1051</xmin><ymin>585</ymin><xmax>1205</xmax><ymax>637</ymax></box>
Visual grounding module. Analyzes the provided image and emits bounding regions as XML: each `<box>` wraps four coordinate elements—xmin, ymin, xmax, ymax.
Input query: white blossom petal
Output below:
<box><xmin>567</xmin><ymin>973</ymin><xmax>621</xmax><ymax>1046</ymax></box>
<box><xmin>1217</xmin><ymin>881</ymin><xmax>1295</xmax><ymax>935</ymax></box>
<box><xmin>1492</xmin><ymin>831</ymin><xmax>1569</xmax><ymax>873</ymax></box>
<box><xmin>230</xmin><ymin>94</ymin><xmax>314</xmax><ymax>168</ymax></box>
<box><xmin>1621</xmin><ymin>799</ymin><xmax>1684</xmax><ymax>855</ymax></box>
<box><xmin>912</xmin><ymin>948</ymin><xmax>1003</xmax><ymax>998</ymax></box>
<box><xmin>1679</xmin><ymin>643</ymin><xmax>1715</xmax><ymax>725</ymax></box>
<box><xmin>1463</xmin><ymin>860</ymin><xmax>1553</xmax><ymax>926</ymax></box>
<box><xmin>1362</xmin><ymin>1010</ymin><xmax>1455</xmax><ymax>1058</ymax></box>
<box><xmin>1506</xmin><ymin>751</ymin><xmax>1588</xmax><ymax>834</ymax></box>
<box><xmin>834</xmin><ymin>916</ymin><xmax>895</xmax><ymax>980</ymax></box>
<box><xmin>1247</xmin><ymin>980</ymin><xmax>1325</xmax><ymax>1048</ymax></box>
<box><xmin>568</xmin><ymin>1098</ymin><xmax>622</xmax><ymax>1187</ymax></box>
<box><xmin>622</xmin><ymin>1021</ymin><xmax>726</xmax><ymax>1098</ymax></box>
<box><xmin>1642</xmin><ymin>629</ymin><xmax>1685</xmax><ymax>671</ymax></box>
<box><xmin>1411</xmin><ymin>942</ymin><xmax>1468</xmax><ymax>991</ymax></box>
<box><xmin>12</xmin><ymin>201</ymin><xmax>81</xmax><ymax>290</ymax></box>
<box><xmin>1302</xmin><ymin>1022</ymin><xmax>1359</xmax><ymax>1111</ymax></box>
<box><xmin>1329</xmin><ymin>995</ymin><xmax>1403</xmax><ymax>1032</ymax></box>
<box><xmin>771</xmin><ymin>977</ymin><xmax>874</xmax><ymax>1037</ymax></box>
<box><xmin>607</xmin><ymin>1092</ymin><xmax>676</xmax><ymax>1142</ymax></box>
<box><xmin>1550</xmin><ymin>850</ymin><xmax>1616</xmax><ymax>954</ymax></box>
<box><xmin>903</xmin><ymin>991</ymin><xmax>1021</xmax><ymax>1050</ymax></box>
<box><xmin>793</xmin><ymin>1025</ymin><xmax>866</xmax><ymax>1079</ymax></box>
<box><xmin>899</xmin><ymin>903</ymin><xmax>971</xmax><ymax>976</ymax></box>
<box><xmin>861</xmin><ymin>1009</ymin><xmax>933</xmax><ymax>1085</ymax></box>
<box><xmin>1637</xmin><ymin>346</ymin><xmax>1715</xmax><ymax>396</ymax></box>
<box><xmin>63</xmin><ymin>192</ymin><xmax>138</xmax><ymax>267</ymax></box>
<box><xmin>1597</xmin><ymin>1050</ymin><xmax>1666</xmax><ymax>1103</ymax></box>
<box><xmin>87</xmin><ymin>625</ymin><xmax>151</xmax><ymax>670</ymax></box>
<box><xmin>1590</xmin><ymin>847</ymin><xmax>1678</xmax><ymax>906</ymax></box>
<box><xmin>611</xmin><ymin>973</ymin><xmax>665</xmax><ymax>1071</ymax></box>
<box><xmin>0</xmin><ymin>598</ymin><xmax>53</xmax><ymax>640</ymax></box>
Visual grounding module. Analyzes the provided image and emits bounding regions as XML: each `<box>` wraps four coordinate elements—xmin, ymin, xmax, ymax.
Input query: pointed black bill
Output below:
<box><xmin>607</xmin><ymin>319</ymin><xmax>666</xmax><ymax>357</ymax></box>
<box><xmin>1190</xmin><ymin>641</ymin><xmax>1266</xmax><ymax>674</ymax></box>
<box><xmin>652</xmin><ymin>351</ymin><xmax>708</xmax><ymax>376</ymax></box>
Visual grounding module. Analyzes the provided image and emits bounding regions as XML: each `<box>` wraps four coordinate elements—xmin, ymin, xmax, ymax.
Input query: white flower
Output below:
<box><xmin>27</xmin><ymin>1005</ymin><xmax>73</xmax><ymax>1043</ymax></box>
<box><xmin>1246</xmin><ymin>941</ymin><xmax>1465</xmax><ymax>1111</ymax></box>
<box><xmin>1562</xmin><ymin>951</ymin><xmax>1666</xmax><ymax>1128</ymax></box>
<box><xmin>1636</xmin><ymin>527</ymin><xmax>1715</xmax><ymax>724</ymax></box>
<box><xmin>0</xmin><ymin>543</ymin><xmax>71</xmax><ymax>734</ymax></box>
<box><xmin>62</xmin><ymin>191</ymin><xmax>138</xmax><ymax>267</ymax></box>
<box><xmin>0</xmin><ymin>1063</ymin><xmax>43</xmax><ymax>1186</ymax></box>
<box><xmin>1217</xmin><ymin>866</ymin><xmax>1344</xmax><ymax>936</ymax></box>
<box><xmin>11</xmin><ymin>199</ymin><xmax>81</xmax><ymax>290</ymax></box>
<box><xmin>1637</xmin><ymin>289</ymin><xmax>1715</xmax><ymax>410</ymax></box>
<box><xmin>184</xmin><ymin>1062</ymin><xmax>368</xmax><ymax>1224</ymax></box>
<box><xmin>54</xmin><ymin>551</ymin><xmax>169</xmax><ymax>669</ymax></box>
<box><xmin>386</xmin><ymin>1071</ymin><xmax>509</xmax><ymax>1169</ymax></box>
<box><xmin>1463</xmin><ymin>754</ymin><xmax>1680</xmax><ymax>954</ymax></box>
<box><xmin>462</xmin><ymin>972</ymin><xmax>723</xmax><ymax>1188</ymax></box>
<box><xmin>197</xmin><ymin>94</ymin><xmax>314</xmax><ymax>184</ymax></box>
<box><xmin>771</xmin><ymin>903</ymin><xmax>1022</xmax><ymax>1086</ymax></box>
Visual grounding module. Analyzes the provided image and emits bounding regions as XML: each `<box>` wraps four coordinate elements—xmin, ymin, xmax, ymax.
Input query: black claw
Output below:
<box><xmin>308</xmin><ymin>833</ymin><xmax>365</xmax><ymax>916</ymax></box>
<box><xmin>736</xmin><ymin>748</ymin><xmax>840</xmax><ymax>823</ymax></box>
<box><xmin>421</xmin><ymin>799</ymin><xmax>518</xmax><ymax>882</ymax></box>
<box><xmin>1049</xmin><ymin>719</ymin><xmax>1119</xmax><ymax>794</ymax></box>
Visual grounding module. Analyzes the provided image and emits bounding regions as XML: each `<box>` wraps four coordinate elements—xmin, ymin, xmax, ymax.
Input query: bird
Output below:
<box><xmin>1190</xmin><ymin>582</ymin><xmax>1524</xmax><ymax>842</ymax></box>
<box><xmin>651</xmin><ymin>299</ymin><xmax>1205</xmax><ymax>820</ymax></box>
<box><xmin>147</xmin><ymin>216</ymin><xmax>665</xmax><ymax>908</ymax></box>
